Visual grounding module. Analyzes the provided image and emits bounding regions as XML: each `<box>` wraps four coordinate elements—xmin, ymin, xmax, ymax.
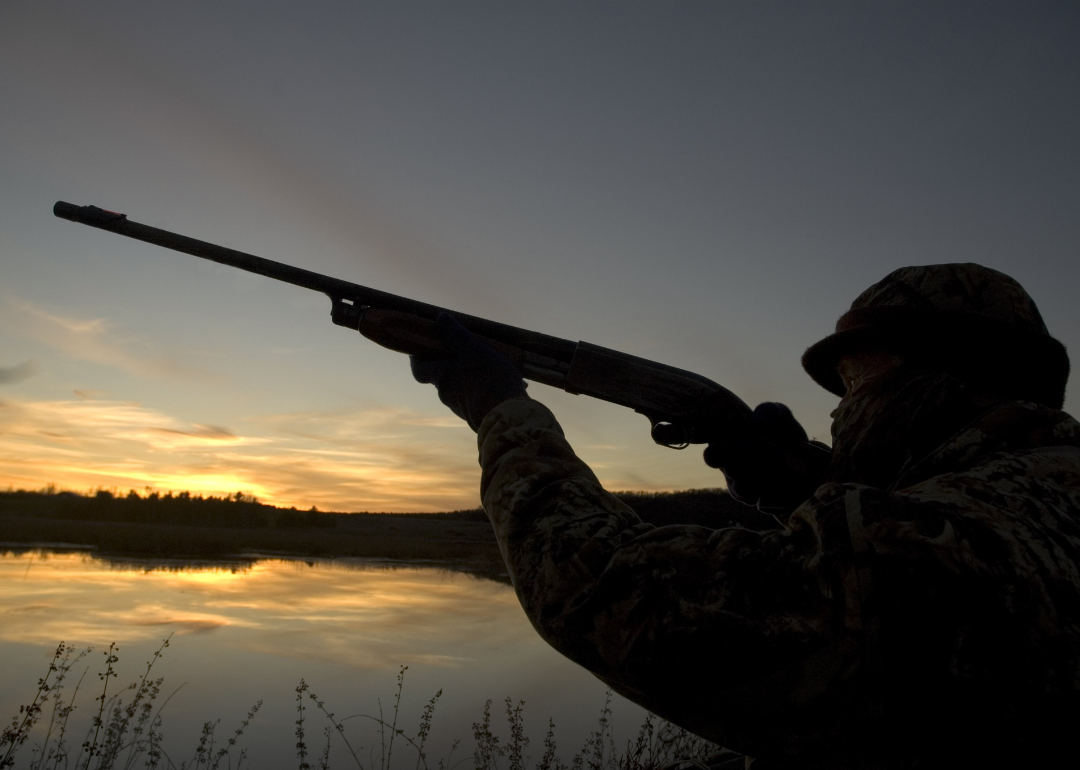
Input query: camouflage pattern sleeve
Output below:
<box><xmin>477</xmin><ymin>398</ymin><xmax>868</xmax><ymax>763</ymax></box>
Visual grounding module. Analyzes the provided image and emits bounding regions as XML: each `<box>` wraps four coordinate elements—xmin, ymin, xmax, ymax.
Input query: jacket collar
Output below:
<box><xmin>892</xmin><ymin>401</ymin><xmax>1080</xmax><ymax>491</ymax></box>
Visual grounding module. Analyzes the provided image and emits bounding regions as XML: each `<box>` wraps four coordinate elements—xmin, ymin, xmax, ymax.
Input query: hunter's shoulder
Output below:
<box><xmin>960</xmin><ymin>400</ymin><xmax>1080</xmax><ymax>452</ymax></box>
<box><xmin>790</xmin><ymin>403</ymin><xmax>1080</xmax><ymax>563</ymax></box>
<box><xmin>805</xmin><ymin>403</ymin><xmax>1080</xmax><ymax>586</ymax></box>
<box><xmin>929</xmin><ymin>403</ymin><xmax>1080</xmax><ymax>491</ymax></box>
<box><xmin>875</xmin><ymin>404</ymin><xmax>1080</xmax><ymax>544</ymax></box>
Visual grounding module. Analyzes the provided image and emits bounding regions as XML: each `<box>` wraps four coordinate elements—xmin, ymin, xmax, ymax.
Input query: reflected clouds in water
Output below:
<box><xmin>0</xmin><ymin>552</ymin><xmax>528</xmax><ymax>670</ymax></box>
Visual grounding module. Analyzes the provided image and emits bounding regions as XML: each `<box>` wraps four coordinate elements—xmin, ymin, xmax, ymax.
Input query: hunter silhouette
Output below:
<box><xmin>411</xmin><ymin>264</ymin><xmax>1079</xmax><ymax>769</ymax></box>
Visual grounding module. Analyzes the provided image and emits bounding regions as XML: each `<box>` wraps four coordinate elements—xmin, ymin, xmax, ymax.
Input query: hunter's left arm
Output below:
<box><xmin>477</xmin><ymin>398</ymin><xmax>857</xmax><ymax>763</ymax></box>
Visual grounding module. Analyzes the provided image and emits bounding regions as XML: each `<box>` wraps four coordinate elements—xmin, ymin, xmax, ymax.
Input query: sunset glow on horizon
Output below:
<box><xmin>0</xmin><ymin>393</ymin><xmax>485</xmax><ymax>512</ymax></box>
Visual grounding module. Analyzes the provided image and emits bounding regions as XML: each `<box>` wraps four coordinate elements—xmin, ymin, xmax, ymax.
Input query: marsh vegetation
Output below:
<box><xmin>2</xmin><ymin>641</ymin><xmax>720</xmax><ymax>770</ymax></box>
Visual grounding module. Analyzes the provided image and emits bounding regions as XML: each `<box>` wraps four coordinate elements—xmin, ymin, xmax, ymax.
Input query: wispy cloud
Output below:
<box><xmin>0</xmin><ymin>359</ymin><xmax>39</xmax><ymax>384</ymax></box>
<box><xmin>0</xmin><ymin>297</ymin><xmax>214</xmax><ymax>380</ymax></box>
<box><xmin>73</xmin><ymin>389</ymin><xmax>108</xmax><ymax>400</ymax></box>
<box><xmin>152</xmin><ymin>425</ymin><xmax>237</xmax><ymax>440</ymax></box>
<box><xmin>0</xmin><ymin>396</ymin><xmax>480</xmax><ymax>512</ymax></box>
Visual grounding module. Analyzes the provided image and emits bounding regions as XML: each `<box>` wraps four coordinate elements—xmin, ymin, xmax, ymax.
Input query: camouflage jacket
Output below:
<box><xmin>477</xmin><ymin>398</ymin><xmax>1080</xmax><ymax>769</ymax></box>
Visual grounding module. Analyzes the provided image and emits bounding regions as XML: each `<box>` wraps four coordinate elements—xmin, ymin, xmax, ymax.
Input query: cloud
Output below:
<box><xmin>0</xmin><ymin>359</ymin><xmax>39</xmax><ymax>384</ymax></box>
<box><xmin>74</xmin><ymin>389</ymin><xmax>107</xmax><ymax>399</ymax></box>
<box><xmin>0</xmin><ymin>396</ymin><xmax>481</xmax><ymax>512</ymax></box>
<box><xmin>151</xmin><ymin>424</ymin><xmax>237</xmax><ymax>440</ymax></box>
<box><xmin>117</xmin><ymin>604</ymin><xmax>249</xmax><ymax>634</ymax></box>
<box><xmin>0</xmin><ymin>297</ymin><xmax>213</xmax><ymax>380</ymax></box>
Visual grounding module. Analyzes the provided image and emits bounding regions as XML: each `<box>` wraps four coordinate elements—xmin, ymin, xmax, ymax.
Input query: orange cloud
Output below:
<box><xmin>0</xmin><ymin>397</ymin><xmax>480</xmax><ymax>512</ymax></box>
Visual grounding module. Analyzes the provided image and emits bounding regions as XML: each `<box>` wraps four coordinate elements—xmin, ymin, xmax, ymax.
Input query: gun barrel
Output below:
<box><xmin>53</xmin><ymin>201</ymin><xmax>578</xmax><ymax>365</ymax></box>
<box><xmin>53</xmin><ymin>201</ymin><xmax>752</xmax><ymax>442</ymax></box>
<box><xmin>54</xmin><ymin>201</ymin><xmax>364</xmax><ymax>295</ymax></box>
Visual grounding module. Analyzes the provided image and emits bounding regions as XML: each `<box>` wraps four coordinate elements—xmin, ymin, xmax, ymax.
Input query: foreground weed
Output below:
<box><xmin>385</xmin><ymin>667</ymin><xmax>406</xmax><ymax>770</ymax></box>
<box><xmin>3</xmin><ymin>640</ymin><xmax>260</xmax><ymax>770</ymax></box>
<box><xmin>8</xmin><ymin>642</ymin><xmax>718</xmax><ymax>770</ymax></box>
<box><xmin>535</xmin><ymin>719</ymin><xmax>559</xmax><ymax>770</ymax></box>
<box><xmin>296</xmin><ymin>669</ymin><xmax>720</xmax><ymax>770</ymax></box>
<box><xmin>471</xmin><ymin>700</ymin><xmax>500</xmax><ymax>770</ymax></box>
<box><xmin>32</xmin><ymin>644</ymin><xmax>92</xmax><ymax>770</ymax></box>
<box><xmin>297</xmin><ymin>680</ymin><xmax>312</xmax><ymax>770</ymax></box>
<box><xmin>618</xmin><ymin>714</ymin><xmax>719</xmax><ymax>770</ymax></box>
<box><xmin>75</xmin><ymin>643</ymin><xmax>119</xmax><ymax>770</ymax></box>
<box><xmin>305</xmin><ymin>665</ymin><xmax>442</xmax><ymax>770</ymax></box>
<box><xmin>469</xmin><ymin>697</ymin><xmax>532</xmax><ymax>770</ymax></box>
<box><xmin>306</xmin><ymin>690</ymin><xmax>364</xmax><ymax>770</ymax></box>
<box><xmin>581</xmin><ymin>692</ymin><xmax>615</xmax><ymax>770</ymax></box>
<box><xmin>209</xmin><ymin>701</ymin><xmax>262</xmax><ymax>770</ymax></box>
<box><xmin>413</xmin><ymin>689</ymin><xmax>442</xmax><ymax>770</ymax></box>
<box><xmin>1</xmin><ymin>643</ymin><xmax>67</xmax><ymax>768</ymax></box>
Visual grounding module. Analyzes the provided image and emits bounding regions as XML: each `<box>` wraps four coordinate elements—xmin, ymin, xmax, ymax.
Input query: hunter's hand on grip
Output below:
<box><xmin>410</xmin><ymin>313</ymin><xmax>528</xmax><ymax>431</ymax></box>
<box><xmin>703</xmin><ymin>402</ymin><xmax>831</xmax><ymax>513</ymax></box>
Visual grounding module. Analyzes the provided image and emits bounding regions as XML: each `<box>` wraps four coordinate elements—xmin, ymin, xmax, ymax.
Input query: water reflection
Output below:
<box><xmin>0</xmin><ymin>551</ymin><xmax>650</xmax><ymax>769</ymax></box>
<box><xmin>2</xmin><ymin>551</ymin><xmax>527</xmax><ymax>668</ymax></box>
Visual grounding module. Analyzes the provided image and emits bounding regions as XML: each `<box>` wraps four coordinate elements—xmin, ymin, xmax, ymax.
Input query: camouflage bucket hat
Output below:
<box><xmin>802</xmin><ymin>263</ymin><xmax>1070</xmax><ymax>408</ymax></box>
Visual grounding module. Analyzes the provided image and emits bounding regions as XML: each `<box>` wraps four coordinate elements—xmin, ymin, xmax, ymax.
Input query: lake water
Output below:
<box><xmin>0</xmin><ymin>550</ymin><xmax>654</xmax><ymax>769</ymax></box>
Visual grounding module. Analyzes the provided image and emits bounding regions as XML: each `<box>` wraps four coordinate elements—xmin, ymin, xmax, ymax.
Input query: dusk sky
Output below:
<box><xmin>2</xmin><ymin>1</ymin><xmax>1078</xmax><ymax>512</ymax></box>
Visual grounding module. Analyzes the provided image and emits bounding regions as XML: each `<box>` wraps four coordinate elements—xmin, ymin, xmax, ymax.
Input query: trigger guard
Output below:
<box><xmin>648</xmin><ymin>419</ymin><xmax>690</xmax><ymax>450</ymax></box>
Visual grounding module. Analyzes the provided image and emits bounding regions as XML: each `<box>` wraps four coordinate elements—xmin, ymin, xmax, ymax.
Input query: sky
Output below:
<box><xmin>1</xmin><ymin>1</ymin><xmax>1078</xmax><ymax>512</ymax></box>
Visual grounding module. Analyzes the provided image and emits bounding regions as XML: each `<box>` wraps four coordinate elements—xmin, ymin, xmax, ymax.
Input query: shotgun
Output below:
<box><xmin>53</xmin><ymin>201</ymin><xmax>752</xmax><ymax>447</ymax></box>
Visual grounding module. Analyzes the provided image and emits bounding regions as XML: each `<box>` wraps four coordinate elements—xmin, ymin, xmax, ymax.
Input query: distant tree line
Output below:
<box><xmin>0</xmin><ymin>486</ymin><xmax>773</xmax><ymax>568</ymax></box>
<box><xmin>0</xmin><ymin>486</ymin><xmax>774</xmax><ymax>531</ymax></box>
<box><xmin>0</xmin><ymin>487</ymin><xmax>336</xmax><ymax>530</ymax></box>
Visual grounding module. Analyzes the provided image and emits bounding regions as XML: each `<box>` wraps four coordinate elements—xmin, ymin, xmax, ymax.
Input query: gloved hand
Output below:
<box><xmin>703</xmin><ymin>402</ymin><xmax>831</xmax><ymax>514</ymax></box>
<box><xmin>410</xmin><ymin>313</ymin><xmax>528</xmax><ymax>431</ymax></box>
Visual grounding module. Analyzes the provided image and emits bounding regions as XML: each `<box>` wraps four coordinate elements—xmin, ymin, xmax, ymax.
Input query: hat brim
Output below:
<box><xmin>801</xmin><ymin>327</ymin><xmax>885</xmax><ymax>397</ymax></box>
<box><xmin>801</xmin><ymin>308</ymin><xmax>1070</xmax><ymax>408</ymax></box>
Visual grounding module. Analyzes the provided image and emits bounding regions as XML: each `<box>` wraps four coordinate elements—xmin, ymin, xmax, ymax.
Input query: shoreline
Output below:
<box><xmin>0</xmin><ymin>543</ymin><xmax>513</xmax><ymax>582</ymax></box>
<box><xmin>0</xmin><ymin>487</ymin><xmax>774</xmax><ymax>583</ymax></box>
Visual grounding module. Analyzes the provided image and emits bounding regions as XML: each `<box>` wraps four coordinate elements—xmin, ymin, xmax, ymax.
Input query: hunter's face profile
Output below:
<box><xmin>835</xmin><ymin>350</ymin><xmax>904</xmax><ymax>399</ymax></box>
